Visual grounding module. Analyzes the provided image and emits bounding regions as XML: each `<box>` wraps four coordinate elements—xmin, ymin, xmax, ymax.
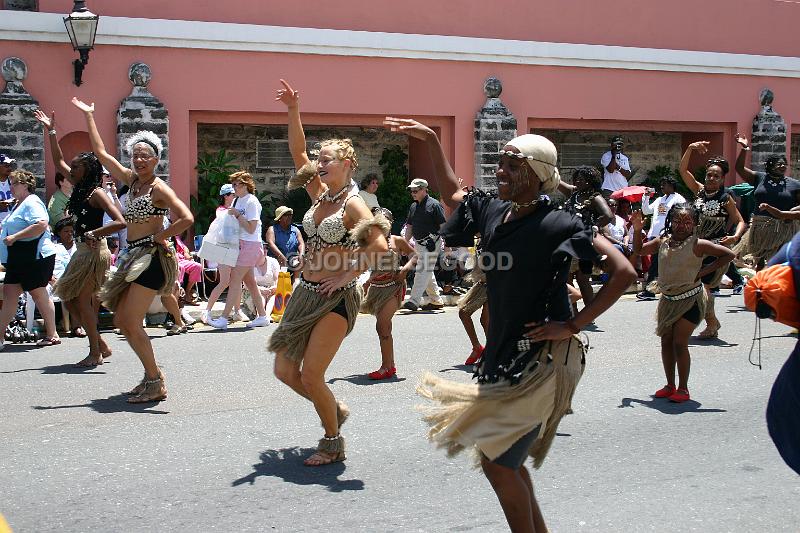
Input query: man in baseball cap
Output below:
<box><xmin>403</xmin><ymin>177</ymin><xmax>446</xmax><ymax>311</ymax></box>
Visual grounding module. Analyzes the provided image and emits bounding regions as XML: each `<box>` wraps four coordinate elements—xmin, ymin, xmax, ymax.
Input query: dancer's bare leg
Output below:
<box><xmin>114</xmin><ymin>284</ymin><xmax>160</xmax><ymax>379</ymax></box>
<box><xmin>481</xmin><ymin>455</ymin><xmax>537</xmax><ymax>532</ymax></box>
<box><xmin>660</xmin><ymin>329</ymin><xmax>676</xmax><ymax>388</ymax></box>
<box><xmin>518</xmin><ymin>465</ymin><xmax>547</xmax><ymax>533</ymax></box>
<box><xmin>73</xmin><ymin>281</ymin><xmax>103</xmax><ymax>366</ymax></box>
<box><xmin>375</xmin><ymin>298</ymin><xmax>399</xmax><ymax>370</ymax></box>
<box><xmin>299</xmin><ymin>313</ymin><xmax>347</xmax><ymax>465</ymax></box>
<box><xmin>672</xmin><ymin>317</ymin><xmax>695</xmax><ymax>391</ymax></box>
<box><xmin>459</xmin><ymin>308</ymin><xmax>482</xmax><ymax>351</ymax></box>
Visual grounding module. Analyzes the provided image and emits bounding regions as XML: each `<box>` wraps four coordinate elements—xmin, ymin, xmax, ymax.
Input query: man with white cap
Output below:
<box><xmin>0</xmin><ymin>153</ymin><xmax>17</xmax><ymax>225</ymax></box>
<box><xmin>402</xmin><ymin>178</ymin><xmax>446</xmax><ymax>311</ymax></box>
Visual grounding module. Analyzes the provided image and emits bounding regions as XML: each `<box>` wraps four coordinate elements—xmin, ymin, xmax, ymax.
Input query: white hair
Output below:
<box><xmin>125</xmin><ymin>130</ymin><xmax>163</xmax><ymax>158</ymax></box>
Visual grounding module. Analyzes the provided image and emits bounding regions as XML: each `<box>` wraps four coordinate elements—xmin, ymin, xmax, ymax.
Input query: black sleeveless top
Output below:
<box><xmin>74</xmin><ymin>190</ymin><xmax>105</xmax><ymax>237</ymax></box>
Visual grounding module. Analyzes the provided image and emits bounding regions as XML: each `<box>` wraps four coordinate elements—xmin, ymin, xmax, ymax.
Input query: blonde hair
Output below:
<box><xmin>319</xmin><ymin>138</ymin><xmax>358</xmax><ymax>172</ymax></box>
<box><xmin>230</xmin><ymin>170</ymin><xmax>255</xmax><ymax>194</ymax></box>
<box><xmin>10</xmin><ymin>169</ymin><xmax>37</xmax><ymax>193</ymax></box>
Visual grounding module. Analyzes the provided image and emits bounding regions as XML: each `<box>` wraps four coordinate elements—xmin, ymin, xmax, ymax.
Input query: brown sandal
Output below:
<box><xmin>126</xmin><ymin>369</ymin><xmax>166</xmax><ymax>397</ymax></box>
<box><xmin>127</xmin><ymin>377</ymin><xmax>167</xmax><ymax>403</ymax></box>
<box><xmin>304</xmin><ymin>434</ymin><xmax>346</xmax><ymax>466</ymax></box>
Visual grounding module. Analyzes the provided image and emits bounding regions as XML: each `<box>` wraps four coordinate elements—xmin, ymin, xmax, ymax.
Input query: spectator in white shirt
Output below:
<box><xmin>358</xmin><ymin>173</ymin><xmax>380</xmax><ymax>210</ymax></box>
<box><xmin>51</xmin><ymin>218</ymin><xmax>77</xmax><ymax>283</ymax></box>
<box><xmin>637</xmin><ymin>176</ymin><xmax>686</xmax><ymax>300</ymax></box>
<box><xmin>602</xmin><ymin>198</ymin><xmax>630</xmax><ymax>256</ymax></box>
<box><xmin>600</xmin><ymin>136</ymin><xmax>632</xmax><ymax>195</ymax></box>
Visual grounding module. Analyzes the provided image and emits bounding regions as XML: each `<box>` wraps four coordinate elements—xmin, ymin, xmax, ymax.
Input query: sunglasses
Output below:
<box><xmin>410</xmin><ymin>188</ymin><xmax>420</xmax><ymax>193</ymax></box>
<box><xmin>223</xmin><ymin>192</ymin><xmax>234</xmax><ymax>196</ymax></box>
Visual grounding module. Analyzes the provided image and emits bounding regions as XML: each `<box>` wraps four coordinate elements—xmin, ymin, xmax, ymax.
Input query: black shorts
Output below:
<box><xmin>682</xmin><ymin>302</ymin><xmax>702</xmax><ymax>325</ymax></box>
<box><xmin>330</xmin><ymin>297</ymin><xmax>349</xmax><ymax>321</ymax></box>
<box><xmin>492</xmin><ymin>424</ymin><xmax>542</xmax><ymax>469</ymax></box>
<box><xmin>4</xmin><ymin>254</ymin><xmax>56</xmax><ymax>292</ymax></box>
<box><xmin>133</xmin><ymin>254</ymin><xmax>166</xmax><ymax>291</ymax></box>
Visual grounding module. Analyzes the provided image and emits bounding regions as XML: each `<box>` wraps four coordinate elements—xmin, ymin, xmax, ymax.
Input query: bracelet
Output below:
<box><xmin>566</xmin><ymin>319</ymin><xmax>581</xmax><ymax>334</ymax></box>
<box><xmin>48</xmin><ymin>129</ymin><xmax>57</xmax><ymax>136</ymax></box>
<box><xmin>301</xmin><ymin>175</ymin><xmax>316</xmax><ymax>189</ymax></box>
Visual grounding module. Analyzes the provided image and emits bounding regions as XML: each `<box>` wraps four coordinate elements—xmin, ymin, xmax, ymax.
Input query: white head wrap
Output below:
<box><xmin>505</xmin><ymin>134</ymin><xmax>561</xmax><ymax>194</ymax></box>
<box><xmin>125</xmin><ymin>130</ymin><xmax>163</xmax><ymax>159</ymax></box>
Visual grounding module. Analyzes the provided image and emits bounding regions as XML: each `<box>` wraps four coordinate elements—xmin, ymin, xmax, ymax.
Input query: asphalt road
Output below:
<box><xmin>1</xmin><ymin>292</ymin><xmax>798</xmax><ymax>532</ymax></box>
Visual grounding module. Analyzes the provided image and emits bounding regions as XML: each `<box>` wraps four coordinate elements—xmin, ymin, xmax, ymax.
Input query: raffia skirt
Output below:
<box><xmin>655</xmin><ymin>285</ymin><xmax>707</xmax><ymax>336</ymax></box>
<box><xmin>99</xmin><ymin>242</ymin><xmax>178</xmax><ymax>312</ymax></box>
<box><xmin>417</xmin><ymin>336</ymin><xmax>586</xmax><ymax>469</ymax></box>
<box><xmin>457</xmin><ymin>280</ymin><xmax>487</xmax><ymax>315</ymax></box>
<box><xmin>268</xmin><ymin>279</ymin><xmax>363</xmax><ymax>363</ymax></box>
<box><xmin>735</xmin><ymin>215</ymin><xmax>800</xmax><ymax>266</ymax></box>
<box><xmin>361</xmin><ymin>273</ymin><xmax>405</xmax><ymax>316</ymax></box>
<box><xmin>53</xmin><ymin>240</ymin><xmax>111</xmax><ymax>301</ymax></box>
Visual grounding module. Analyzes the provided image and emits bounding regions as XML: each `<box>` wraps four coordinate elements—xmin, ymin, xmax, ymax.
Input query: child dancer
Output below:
<box><xmin>632</xmin><ymin>204</ymin><xmax>734</xmax><ymax>402</ymax></box>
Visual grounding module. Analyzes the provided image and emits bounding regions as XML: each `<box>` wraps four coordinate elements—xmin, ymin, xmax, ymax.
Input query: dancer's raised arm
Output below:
<box><xmin>384</xmin><ymin>117</ymin><xmax>464</xmax><ymax>210</ymax></box>
<box><xmin>735</xmin><ymin>134</ymin><xmax>758</xmax><ymax>185</ymax></box>
<box><xmin>679</xmin><ymin>141</ymin><xmax>709</xmax><ymax>195</ymax></box>
<box><xmin>275</xmin><ymin>79</ymin><xmax>325</xmax><ymax>200</ymax></box>
<box><xmin>71</xmin><ymin>97</ymin><xmax>133</xmax><ymax>186</ymax></box>
<box><xmin>34</xmin><ymin>110</ymin><xmax>70</xmax><ymax>177</ymax></box>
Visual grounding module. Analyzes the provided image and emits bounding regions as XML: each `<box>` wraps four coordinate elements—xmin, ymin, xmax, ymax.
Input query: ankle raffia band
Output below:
<box><xmin>318</xmin><ymin>434</ymin><xmax>345</xmax><ymax>454</ymax></box>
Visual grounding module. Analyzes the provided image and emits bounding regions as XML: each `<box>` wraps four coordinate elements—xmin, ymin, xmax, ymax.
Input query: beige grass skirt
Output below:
<box><xmin>53</xmin><ymin>240</ymin><xmax>111</xmax><ymax>301</ymax></box>
<box><xmin>457</xmin><ymin>280</ymin><xmax>487</xmax><ymax>315</ymax></box>
<box><xmin>268</xmin><ymin>279</ymin><xmax>363</xmax><ymax>363</ymax></box>
<box><xmin>735</xmin><ymin>215</ymin><xmax>799</xmax><ymax>266</ymax></box>
<box><xmin>99</xmin><ymin>242</ymin><xmax>177</xmax><ymax>312</ymax></box>
<box><xmin>655</xmin><ymin>285</ymin><xmax>707</xmax><ymax>336</ymax></box>
<box><xmin>361</xmin><ymin>274</ymin><xmax>405</xmax><ymax>316</ymax></box>
<box><xmin>417</xmin><ymin>336</ymin><xmax>586</xmax><ymax>468</ymax></box>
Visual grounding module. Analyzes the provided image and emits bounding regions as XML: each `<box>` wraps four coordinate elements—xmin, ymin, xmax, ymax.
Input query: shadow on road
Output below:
<box><xmin>328</xmin><ymin>374</ymin><xmax>407</xmax><ymax>385</ymax></box>
<box><xmin>32</xmin><ymin>394</ymin><xmax>169</xmax><ymax>415</ymax></box>
<box><xmin>725</xmin><ymin>305</ymin><xmax>750</xmax><ymax>314</ymax></box>
<box><xmin>0</xmin><ymin>363</ymin><xmax>106</xmax><ymax>375</ymax></box>
<box><xmin>232</xmin><ymin>447</ymin><xmax>365</xmax><ymax>492</ymax></box>
<box><xmin>618</xmin><ymin>397</ymin><xmax>726</xmax><ymax>414</ymax></box>
<box><xmin>689</xmin><ymin>337</ymin><xmax>739</xmax><ymax>347</ymax></box>
<box><xmin>438</xmin><ymin>365</ymin><xmax>473</xmax><ymax>373</ymax></box>
<box><xmin>583</xmin><ymin>323</ymin><xmax>605</xmax><ymax>333</ymax></box>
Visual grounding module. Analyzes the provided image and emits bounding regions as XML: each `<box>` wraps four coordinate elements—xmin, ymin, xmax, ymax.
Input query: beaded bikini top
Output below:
<box><xmin>125</xmin><ymin>183</ymin><xmax>169</xmax><ymax>224</ymax></box>
<box><xmin>302</xmin><ymin>194</ymin><xmax>358</xmax><ymax>258</ymax></box>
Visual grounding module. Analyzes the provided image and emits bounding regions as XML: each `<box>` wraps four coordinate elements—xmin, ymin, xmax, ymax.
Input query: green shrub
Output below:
<box><xmin>377</xmin><ymin>145</ymin><xmax>412</xmax><ymax>234</ymax></box>
<box><xmin>192</xmin><ymin>150</ymin><xmax>237</xmax><ymax>235</ymax></box>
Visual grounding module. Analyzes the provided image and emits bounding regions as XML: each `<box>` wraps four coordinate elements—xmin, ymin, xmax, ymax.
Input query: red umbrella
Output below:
<box><xmin>610</xmin><ymin>185</ymin><xmax>650</xmax><ymax>203</ymax></box>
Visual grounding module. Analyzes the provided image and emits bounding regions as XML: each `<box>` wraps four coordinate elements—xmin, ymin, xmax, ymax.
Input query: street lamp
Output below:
<box><xmin>63</xmin><ymin>0</ymin><xmax>99</xmax><ymax>86</ymax></box>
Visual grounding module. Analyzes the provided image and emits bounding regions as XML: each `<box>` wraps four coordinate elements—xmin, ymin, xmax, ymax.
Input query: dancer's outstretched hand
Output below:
<box><xmin>383</xmin><ymin>117</ymin><xmax>435</xmax><ymax>141</ymax></box>
<box><xmin>275</xmin><ymin>79</ymin><xmax>299</xmax><ymax>107</ymax></box>
<box><xmin>34</xmin><ymin>109</ymin><xmax>55</xmax><ymax>129</ymax></box>
<box><xmin>523</xmin><ymin>320</ymin><xmax>573</xmax><ymax>341</ymax></box>
<box><xmin>688</xmin><ymin>141</ymin><xmax>710</xmax><ymax>154</ymax></box>
<box><xmin>71</xmin><ymin>97</ymin><xmax>94</xmax><ymax>113</ymax></box>
<box><xmin>735</xmin><ymin>133</ymin><xmax>749</xmax><ymax>149</ymax></box>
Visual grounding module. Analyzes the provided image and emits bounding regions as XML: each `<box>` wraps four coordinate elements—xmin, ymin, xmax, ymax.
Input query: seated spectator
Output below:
<box><xmin>358</xmin><ymin>173</ymin><xmax>381</xmax><ymax>210</ymax></box>
<box><xmin>47</xmin><ymin>172</ymin><xmax>72</xmax><ymax>227</ymax></box>
<box><xmin>174</xmin><ymin>234</ymin><xmax>202</xmax><ymax>305</ymax></box>
<box><xmin>265</xmin><ymin>206</ymin><xmax>304</xmax><ymax>272</ymax></box>
<box><xmin>602</xmin><ymin>198</ymin><xmax>631</xmax><ymax>256</ymax></box>
<box><xmin>254</xmin><ymin>254</ymin><xmax>280</xmax><ymax>302</ymax></box>
<box><xmin>51</xmin><ymin>217</ymin><xmax>77</xmax><ymax>282</ymax></box>
<box><xmin>106</xmin><ymin>236</ymin><xmax>120</xmax><ymax>265</ymax></box>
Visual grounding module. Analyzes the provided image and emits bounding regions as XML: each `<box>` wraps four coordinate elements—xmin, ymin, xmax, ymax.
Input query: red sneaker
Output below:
<box><xmin>668</xmin><ymin>388</ymin><xmax>690</xmax><ymax>403</ymax></box>
<box><xmin>654</xmin><ymin>384</ymin><xmax>676</xmax><ymax>398</ymax></box>
<box><xmin>368</xmin><ymin>367</ymin><xmax>396</xmax><ymax>380</ymax></box>
<box><xmin>465</xmin><ymin>345</ymin><xmax>484</xmax><ymax>366</ymax></box>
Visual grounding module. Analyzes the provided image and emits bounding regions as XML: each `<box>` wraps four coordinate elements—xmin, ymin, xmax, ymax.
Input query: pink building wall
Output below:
<box><xmin>36</xmin><ymin>0</ymin><xmax>800</xmax><ymax>56</ymax></box>
<box><xmin>4</xmin><ymin>2</ymin><xmax>800</xmax><ymax>202</ymax></box>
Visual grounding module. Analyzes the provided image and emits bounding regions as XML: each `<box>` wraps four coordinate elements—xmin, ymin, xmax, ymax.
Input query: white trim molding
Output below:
<box><xmin>3</xmin><ymin>11</ymin><xmax>800</xmax><ymax>78</ymax></box>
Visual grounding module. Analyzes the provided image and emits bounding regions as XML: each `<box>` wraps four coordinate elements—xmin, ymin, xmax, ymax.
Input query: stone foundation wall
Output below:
<box><xmin>3</xmin><ymin>0</ymin><xmax>38</xmax><ymax>10</ymax></box>
<box><xmin>534</xmin><ymin>129</ymin><xmax>683</xmax><ymax>185</ymax></box>
<box><xmin>791</xmin><ymin>133</ymin><xmax>799</xmax><ymax>179</ymax></box>
<box><xmin>197</xmin><ymin>123</ymin><xmax>408</xmax><ymax>195</ymax></box>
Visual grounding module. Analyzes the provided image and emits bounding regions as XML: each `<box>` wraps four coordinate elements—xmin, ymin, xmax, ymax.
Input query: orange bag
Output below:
<box><xmin>744</xmin><ymin>263</ymin><xmax>800</xmax><ymax>328</ymax></box>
